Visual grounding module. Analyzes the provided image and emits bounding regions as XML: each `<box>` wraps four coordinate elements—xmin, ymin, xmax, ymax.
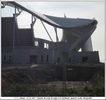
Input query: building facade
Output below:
<box><xmin>2</xmin><ymin>17</ymin><xmax>99</xmax><ymax>65</ymax></box>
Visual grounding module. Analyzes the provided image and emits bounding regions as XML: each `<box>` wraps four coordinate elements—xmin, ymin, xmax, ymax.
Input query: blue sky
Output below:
<box><xmin>1</xmin><ymin>1</ymin><xmax>105</xmax><ymax>62</ymax></box>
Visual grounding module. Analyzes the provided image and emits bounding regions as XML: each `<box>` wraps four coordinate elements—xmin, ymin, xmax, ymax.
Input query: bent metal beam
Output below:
<box><xmin>1</xmin><ymin>1</ymin><xmax>97</xmax><ymax>51</ymax></box>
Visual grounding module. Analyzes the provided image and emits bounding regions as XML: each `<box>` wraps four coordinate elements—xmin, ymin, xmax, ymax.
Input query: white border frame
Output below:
<box><xmin>0</xmin><ymin>0</ymin><xmax>105</xmax><ymax>99</ymax></box>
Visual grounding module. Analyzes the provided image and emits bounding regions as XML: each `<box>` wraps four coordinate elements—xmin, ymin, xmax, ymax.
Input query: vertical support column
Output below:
<box><xmin>82</xmin><ymin>37</ymin><xmax>93</xmax><ymax>51</ymax></box>
<box><xmin>41</xmin><ymin>20</ymin><xmax>53</xmax><ymax>41</ymax></box>
<box><xmin>13</xmin><ymin>6</ymin><xmax>16</xmax><ymax>49</ymax></box>
<box><xmin>31</xmin><ymin>15</ymin><xmax>36</xmax><ymax>46</ymax></box>
<box><xmin>62</xmin><ymin>29</ymin><xmax>67</xmax><ymax>42</ymax></box>
<box><xmin>54</xmin><ymin>27</ymin><xmax>59</xmax><ymax>42</ymax></box>
<box><xmin>62</xmin><ymin>14</ymin><xmax>67</xmax><ymax>42</ymax></box>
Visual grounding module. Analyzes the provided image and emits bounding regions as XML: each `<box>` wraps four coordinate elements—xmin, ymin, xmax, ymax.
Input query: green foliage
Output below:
<box><xmin>2</xmin><ymin>82</ymin><xmax>104</xmax><ymax>96</ymax></box>
<box><xmin>2</xmin><ymin>68</ymin><xmax>104</xmax><ymax>96</ymax></box>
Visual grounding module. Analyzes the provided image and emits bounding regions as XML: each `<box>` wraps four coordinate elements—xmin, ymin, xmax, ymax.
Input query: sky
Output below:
<box><xmin>1</xmin><ymin>1</ymin><xmax>105</xmax><ymax>62</ymax></box>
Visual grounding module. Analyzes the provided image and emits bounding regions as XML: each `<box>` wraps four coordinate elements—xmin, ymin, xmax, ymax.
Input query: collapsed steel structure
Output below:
<box><xmin>1</xmin><ymin>1</ymin><xmax>99</xmax><ymax>64</ymax></box>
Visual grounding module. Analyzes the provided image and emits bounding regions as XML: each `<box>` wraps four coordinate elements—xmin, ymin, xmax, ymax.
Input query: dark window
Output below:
<box><xmin>82</xmin><ymin>56</ymin><xmax>88</xmax><ymax>62</ymax></box>
<box><xmin>62</xmin><ymin>52</ymin><xmax>68</xmax><ymax>62</ymax></box>
<box><xmin>4</xmin><ymin>56</ymin><xmax>6</xmax><ymax>61</ymax></box>
<box><xmin>57</xmin><ymin>57</ymin><xmax>60</xmax><ymax>63</ymax></box>
<box><xmin>41</xmin><ymin>55</ymin><xmax>43</xmax><ymax>63</ymax></box>
<box><xmin>30</xmin><ymin>55</ymin><xmax>38</xmax><ymax>64</ymax></box>
<box><xmin>69</xmin><ymin>58</ymin><xmax>71</xmax><ymax>62</ymax></box>
<box><xmin>46</xmin><ymin>55</ymin><xmax>48</xmax><ymax>62</ymax></box>
<box><xmin>9</xmin><ymin>56</ymin><xmax>11</xmax><ymax>63</ymax></box>
<box><xmin>3</xmin><ymin>55</ymin><xmax>6</xmax><ymax>64</ymax></box>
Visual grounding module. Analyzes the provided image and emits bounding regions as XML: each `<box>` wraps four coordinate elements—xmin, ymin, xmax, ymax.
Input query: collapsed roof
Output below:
<box><xmin>1</xmin><ymin>1</ymin><xmax>97</xmax><ymax>51</ymax></box>
<box><xmin>1</xmin><ymin>1</ymin><xmax>97</xmax><ymax>29</ymax></box>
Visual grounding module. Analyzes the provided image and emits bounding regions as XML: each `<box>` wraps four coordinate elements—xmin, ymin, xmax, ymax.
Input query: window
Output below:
<box><xmin>44</xmin><ymin>43</ymin><xmax>46</xmax><ymax>48</ymax></box>
<box><xmin>30</xmin><ymin>55</ymin><xmax>38</xmax><ymax>64</ymax></box>
<box><xmin>35</xmin><ymin>41</ymin><xmax>38</xmax><ymax>46</ymax></box>
<box><xmin>4</xmin><ymin>55</ymin><xmax>6</xmax><ymax>61</ymax></box>
<box><xmin>44</xmin><ymin>43</ymin><xmax>49</xmax><ymax>49</ymax></box>
<box><xmin>3</xmin><ymin>55</ymin><xmax>6</xmax><ymax>63</ymax></box>
<box><xmin>46</xmin><ymin>44</ymin><xmax>49</xmax><ymax>49</ymax></box>
<box><xmin>41</xmin><ymin>55</ymin><xmax>43</xmax><ymax>63</ymax></box>
<box><xmin>9</xmin><ymin>56</ymin><xmax>11</xmax><ymax>63</ymax></box>
<box><xmin>78</xmin><ymin>48</ymin><xmax>81</xmax><ymax>52</ymax></box>
<box><xmin>69</xmin><ymin>58</ymin><xmax>71</xmax><ymax>62</ymax></box>
<box><xmin>82</xmin><ymin>56</ymin><xmax>88</xmax><ymax>62</ymax></box>
<box><xmin>57</xmin><ymin>57</ymin><xmax>60</xmax><ymax>63</ymax></box>
<box><xmin>46</xmin><ymin>55</ymin><xmax>49</xmax><ymax>62</ymax></box>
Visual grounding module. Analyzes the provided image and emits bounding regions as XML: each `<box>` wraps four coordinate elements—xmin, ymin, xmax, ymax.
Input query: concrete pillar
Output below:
<box><xmin>82</xmin><ymin>37</ymin><xmax>93</xmax><ymax>51</ymax></box>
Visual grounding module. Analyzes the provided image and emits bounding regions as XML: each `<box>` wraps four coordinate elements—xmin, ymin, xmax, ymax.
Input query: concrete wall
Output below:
<box><xmin>69</xmin><ymin>51</ymin><xmax>100</xmax><ymax>64</ymax></box>
<box><xmin>2</xmin><ymin>17</ymin><xmax>100</xmax><ymax>65</ymax></box>
<box><xmin>2</xmin><ymin>17</ymin><xmax>34</xmax><ymax>47</ymax></box>
<box><xmin>2</xmin><ymin>45</ymin><xmax>100</xmax><ymax>65</ymax></box>
<box><xmin>2</xmin><ymin>17</ymin><xmax>14</xmax><ymax>47</ymax></box>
